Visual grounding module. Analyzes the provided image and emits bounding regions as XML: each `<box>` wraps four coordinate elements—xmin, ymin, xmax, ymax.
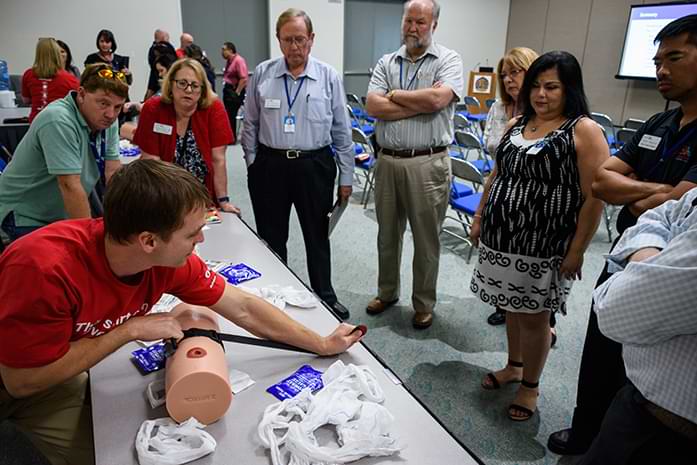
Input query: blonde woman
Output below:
<box><xmin>133</xmin><ymin>58</ymin><xmax>239</xmax><ymax>213</ymax></box>
<box><xmin>482</xmin><ymin>47</ymin><xmax>539</xmax><ymax>327</ymax></box>
<box><xmin>21</xmin><ymin>38</ymin><xmax>79</xmax><ymax>123</ymax></box>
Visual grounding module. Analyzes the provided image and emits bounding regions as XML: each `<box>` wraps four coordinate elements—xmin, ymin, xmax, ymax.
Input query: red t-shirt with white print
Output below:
<box><xmin>0</xmin><ymin>218</ymin><xmax>225</xmax><ymax>369</ymax></box>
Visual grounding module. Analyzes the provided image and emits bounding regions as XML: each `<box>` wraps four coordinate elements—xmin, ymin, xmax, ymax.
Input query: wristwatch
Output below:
<box><xmin>217</xmin><ymin>196</ymin><xmax>230</xmax><ymax>204</ymax></box>
<box><xmin>386</xmin><ymin>89</ymin><xmax>396</xmax><ymax>101</ymax></box>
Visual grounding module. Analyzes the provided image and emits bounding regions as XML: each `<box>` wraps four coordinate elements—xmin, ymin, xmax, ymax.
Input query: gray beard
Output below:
<box><xmin>402</xmin><ymin>35</ymin><xmax>431</xmax><ymax>53</ymax></box>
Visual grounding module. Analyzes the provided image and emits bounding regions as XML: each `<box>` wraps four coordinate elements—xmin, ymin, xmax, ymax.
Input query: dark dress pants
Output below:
<box><xmin>580</xmin><ymin>383</ymin><xmax>697</xmax><ymax>465</ymax></box>
<box><xmin>567</xmin><ymin>254</ymin><xmax>627</xmax><ymax>448</ymax></box>
<box><xmin>223</xmin><ymin>86</ymin><xmax>245</xmax><ymax>142</ymax></box>
<box><xmin>247</xmin><ymin>146</ymin><xmax>338</xmax><ymax>305</ymax></box>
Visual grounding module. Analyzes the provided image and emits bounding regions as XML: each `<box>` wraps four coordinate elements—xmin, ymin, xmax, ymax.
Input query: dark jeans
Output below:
<box><xmin>567</xmin><ymin>237</ymin><xmax>627</xmax><ymax>448</ymax></box>
<box><xmin>223</xmin><ymin>85</ymin><xmax>245</xmax><ymax>142</ymax></box>
<box><xmin>580</xmin><ymin>383</ymin><xmax>697</xmax><ymax>465</ymax></box>
<box><xmin>247</xmin><ymin>146</ymin><xmax>338</xmax><ymax>305</ymax></box>
<box><xmin>1</xmin><ymin>212</ymin><xmax>40</xmax><ymax>243</ymax></box>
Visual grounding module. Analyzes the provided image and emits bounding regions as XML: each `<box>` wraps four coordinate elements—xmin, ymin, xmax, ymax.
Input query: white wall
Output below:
<box><xmin>0</xmin><ymin>0</ymin><xmax>182</xmax><ymax>101</ymax></box>
<box><xmin>268</xmin><ymin>0</ymin><xmax>345</xmax><ymax>75</ymax></box>
<box><xmin>437</xmin><ymin>0</ymin><xmax>510</xmax><ymax>95</ymax></box>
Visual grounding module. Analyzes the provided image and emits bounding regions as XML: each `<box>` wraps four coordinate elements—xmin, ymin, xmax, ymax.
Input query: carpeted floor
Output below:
<box><xmin>225</xmin><ymin>144</ymin><xmax>611</xmax><ymax>465</ymax></box>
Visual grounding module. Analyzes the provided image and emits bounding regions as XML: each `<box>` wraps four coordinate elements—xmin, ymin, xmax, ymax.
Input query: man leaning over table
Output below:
<box><xmin>364</xmin><ymin>0</ymin><xmax>464</xmax><ymax>329</ymax></box>
<box><xmin>0</xmin><ymin>63</ymin><xmax>125</xmax><ymax>245</ymax></box>
<box><xmin>241</xmin><ymin>8</ymin><xmax>355</xmax><ymax>321</ymax></box>
<box><xmin>0</xmin><ymin>159</ymin><xmax>363</xmax><ymax>465</ymax></box>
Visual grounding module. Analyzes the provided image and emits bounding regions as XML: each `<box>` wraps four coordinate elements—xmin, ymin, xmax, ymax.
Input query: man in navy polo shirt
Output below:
<box><xmin>549</xmin><ymin>14</ymin><xmax>697</xmax><ymax>456</ymax></box>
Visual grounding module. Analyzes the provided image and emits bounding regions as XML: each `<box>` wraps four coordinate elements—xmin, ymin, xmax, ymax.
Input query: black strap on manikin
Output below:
<box><xmin>164</xmin><ymin>328</ymin><xmax>313</xmax><ymax>357</ymax></box>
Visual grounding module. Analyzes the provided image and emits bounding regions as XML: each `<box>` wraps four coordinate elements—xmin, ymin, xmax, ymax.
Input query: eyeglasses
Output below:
<box><xmin>501</xmin><ymin>68</ymin><xmax>524</xmax><ymax>80</ymax></box>
<box><xmin>280</xmin><ymin>36</ymin><xmax>309</xmax><ymax>47</ymax></box>
<box><xmin>173</xmin><ymin>79</ymin><xmax>202</xmax><ymax>93</ymax></box>
<box><xmin>97</xmin><ymin>68</ymin><xmax>127</xmax><ymax>83</ymax></box>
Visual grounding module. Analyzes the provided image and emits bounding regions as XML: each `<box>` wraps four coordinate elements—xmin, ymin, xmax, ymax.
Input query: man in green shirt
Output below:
<box><xmin>0</xmin><ymin>64</ymin><xmax>128</xmax><ymax>242</ymax></box>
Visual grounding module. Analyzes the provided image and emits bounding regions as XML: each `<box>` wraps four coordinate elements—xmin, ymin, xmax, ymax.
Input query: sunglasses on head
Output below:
<box><xmin>97</xmin><ymin>68</ymin><xmax>127</xmax><ymax>83</ymax></box>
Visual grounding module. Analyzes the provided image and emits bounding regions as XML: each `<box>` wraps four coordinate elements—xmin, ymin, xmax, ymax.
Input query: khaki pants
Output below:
<box><xmin>0</xmin><ymin>372</ymin><xmax>94</xmax><ymax>465</ymax></box>
<box><xmin>374</xmin><ymin>150</ymin><xmax>450</xmax><ymax>314</ymax></box>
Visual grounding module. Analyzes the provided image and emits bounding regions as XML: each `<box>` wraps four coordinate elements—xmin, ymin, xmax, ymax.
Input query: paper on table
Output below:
<box><xmin>328</xmin><ymin>198</ymin><xmax>348</xmax><ymax>237</ymax></box>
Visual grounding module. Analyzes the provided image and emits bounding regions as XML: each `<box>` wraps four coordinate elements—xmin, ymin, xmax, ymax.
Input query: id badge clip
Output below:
<box><xmin>284</xmin><ymin>114</ymin><xmax>296</xmax><ymax>133</ymax></box>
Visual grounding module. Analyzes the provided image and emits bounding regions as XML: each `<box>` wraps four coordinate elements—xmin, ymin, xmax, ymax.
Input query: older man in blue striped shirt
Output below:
<box><xmin>582</xmin><ymin>189</ymin><xmax>697</xmax><ymax>464</ymax></box>
<box><xmin>242</xmin><ymin>8</ymin><xmax>354</xmax><ymax>320</ymax></box>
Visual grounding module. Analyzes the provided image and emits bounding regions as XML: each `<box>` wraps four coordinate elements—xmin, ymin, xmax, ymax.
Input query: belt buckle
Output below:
<box><xmin>286</xmin><ymin>149</ymin><xmax>301</xmax><ymax>159</ymax></box>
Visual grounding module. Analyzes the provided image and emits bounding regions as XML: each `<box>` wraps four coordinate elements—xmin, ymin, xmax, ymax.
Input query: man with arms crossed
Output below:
<box><xmin>365</xmin><ymin>0</ymin><xmax>463</xmax><ymax>329</ymax></box>
<box><xmin>549</xmin><ymin>14</ymin><xmax>697</xmax><ymax>455</ymax></box>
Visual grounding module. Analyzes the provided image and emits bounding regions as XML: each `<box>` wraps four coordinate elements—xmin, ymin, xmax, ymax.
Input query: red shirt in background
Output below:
<box><xmin>0</xmin><ymin>219</ymin><xmax>226</xmax><ymax>369</ymax></box>
<box><xmin>21</xmin><ymin>68</ymin><xmax>80</xmax><ymax>123</ymax></box>
<box><xmin>133</xmin><ymin>96</ymin><xmax>233</xmax><ymax>204</ymax></box>
<box><xmin>223</xmin><ymin>54</ymin><xmax>248</xmax><ymax>88</ymax></box>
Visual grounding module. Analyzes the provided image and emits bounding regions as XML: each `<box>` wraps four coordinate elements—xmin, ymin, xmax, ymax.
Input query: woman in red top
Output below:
<box><xmin>134</xmin><ymin>58</ymin><xmax>239</xmax><ymax>213</ymax></box>
<box><xmin>21</xmin><ymin>38</ymin><xmax>79</xmax><ymax>123</ymax></box>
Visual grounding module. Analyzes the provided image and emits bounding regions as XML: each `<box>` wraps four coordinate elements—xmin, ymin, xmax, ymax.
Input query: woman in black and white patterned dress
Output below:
<box><xmin>469</xmin><ymin>51</ymin><xmax>609</xmax><ymax>421</ymax></box>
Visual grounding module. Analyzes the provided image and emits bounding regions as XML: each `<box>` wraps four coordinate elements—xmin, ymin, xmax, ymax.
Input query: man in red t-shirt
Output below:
<box><xmin>0</xmin><ymin>159</ymin><xmax>363</xmax><ymax>465</ymax></box>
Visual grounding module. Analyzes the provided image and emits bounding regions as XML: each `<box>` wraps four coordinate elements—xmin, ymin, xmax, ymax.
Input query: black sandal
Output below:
<box><xmin>508</xmin><ymin>379</ymin><xmax>539</xmax><ymax>421</ymax></box>
<box><xmin>482</xmin><ymin>359</ymin><xmax>523</xmax><ymax>390</ymax></box>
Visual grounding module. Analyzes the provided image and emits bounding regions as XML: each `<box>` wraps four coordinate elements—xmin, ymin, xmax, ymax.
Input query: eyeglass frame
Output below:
<box><xmin>172</xmin><ymin>79</ymin><xmax>203</xmax><ymax>93</ymax></box>
<box><xmin>279</xmin><ymin>35</ymin><xmax>310</xmax><ymax>47</ymax></box>
<box><xmin>500</xmin><ymin>68</ymin><xmax>524</xmax><ymax>80</ymax></box>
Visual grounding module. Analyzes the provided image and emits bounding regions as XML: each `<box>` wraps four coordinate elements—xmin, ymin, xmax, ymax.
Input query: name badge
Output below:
<box><xmin>265</xmin><ymin>98</ymin><xmax>281</xmax><ymax>109</ymax></box>
<box><xmin>526</xmin><ymin>141</ymin><xmax>545</xmax><ymax>155</ymax></box>
<box><xmin>153</xmin><ymin>123</ymin><xmax>173</xmax><ymax>135</ymax></box>
<box><xmin>638</xmin><ymin>134</ymin><xmax>662</xmax><ymax>151</ymax></box>
<box><xmin>283</xmin><ymin>115</ymin><xmax>296</xmax><ymax>133</ymax></box>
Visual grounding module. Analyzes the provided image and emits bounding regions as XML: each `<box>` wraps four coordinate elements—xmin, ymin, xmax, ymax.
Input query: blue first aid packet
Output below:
<box><xmin>131</xmin><ymin>342</ymin><xmax>166</xmax><ymax>375</ymax></box>
<box><xmin>218</xmin><ymin>263</ymin><xmax>262</xmax><ymax>285</ymax></box>
<box><xmin>266</xmin><ymin>365</ymin><xmax>324</xmax><ymax>400</ymax></box>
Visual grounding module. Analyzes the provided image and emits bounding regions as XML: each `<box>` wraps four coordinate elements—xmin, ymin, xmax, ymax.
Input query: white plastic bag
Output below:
<box><xmin>135</xmin><ymin>417</ymin><xmax>216</xmax><ymax>465</ymax></box>
<box><xmin>258</xmin><ymin>360</ymin><xmax>402</xmax><ymax>465</ymax></box>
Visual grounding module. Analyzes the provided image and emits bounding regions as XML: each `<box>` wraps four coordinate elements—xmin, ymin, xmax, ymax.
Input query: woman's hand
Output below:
<box><xmin>469</xmin><ymin>217</ymin><xmax>481</xmax><ymax>247</ymax></box>
<box><xmin>560</xmin><ymin>249</ymin><xmax>583</xmax><ymax>280</ymax></box>
<box><xmin>219</xmin><ymin>201</ymin><xmax>241</xmax><ymax>215</ymax></box>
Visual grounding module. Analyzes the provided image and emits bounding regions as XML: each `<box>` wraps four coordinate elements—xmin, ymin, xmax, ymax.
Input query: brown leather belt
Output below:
<box><xmin>381</xmin><ymin>146</ymin><xmax>448</xmax><ymax>158</ymax></box>
<box><xmin>644</xmin><ymin>401</ymin><xmax>697</xmax><ymax>441</ymax></box>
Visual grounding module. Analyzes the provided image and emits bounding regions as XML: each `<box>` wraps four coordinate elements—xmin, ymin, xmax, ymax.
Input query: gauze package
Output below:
<box><xmin>258</xmin><ymin>360</ymin><xmax>403</xmax><ymax>465</ymax></box>
<box><xmin>135</xmin><ymin>417</ymin><xmax>216</xmax><ymax>465</ymax></box>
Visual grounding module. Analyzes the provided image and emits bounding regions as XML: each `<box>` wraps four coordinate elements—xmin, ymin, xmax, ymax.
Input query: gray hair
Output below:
<box><xmin>403</xmin><ymin>0</ymin><xmax>440</xmax><ymax>21</ymax></box>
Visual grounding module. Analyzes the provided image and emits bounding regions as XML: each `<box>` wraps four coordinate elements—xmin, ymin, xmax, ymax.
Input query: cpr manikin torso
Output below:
<box><xmin>166</xmin><ymin>305</ymin><xmax>232</xmax><ymax>424</ymax></box>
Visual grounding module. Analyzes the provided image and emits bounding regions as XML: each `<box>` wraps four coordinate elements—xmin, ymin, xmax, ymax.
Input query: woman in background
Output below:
<box><xmin>482</xmin><ymin>47</ymin><xmax>539</xmax><ymax>328</ymax></box>
<box><xmin>185</xmin><ymin>44</ymin><xmax>216</xmax><ymax>92</ymax></box>
<box><xmin>56</xmin><ymin>40</ymin><xmax>80</xmax><ymax>78</ymax></box>
<box><xmin>84</xmin><ymin>29</ymin><xmax>132</xmax><ymax>84</ymax></box>
<box><xmin>21</xmin><ymin>38</ymin><xmax>79</xmax><ymax>123</ymax></box>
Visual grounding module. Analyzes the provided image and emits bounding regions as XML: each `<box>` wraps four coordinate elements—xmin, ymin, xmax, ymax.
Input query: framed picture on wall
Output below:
<box><xmin>472</xmin><ymin>74</ymin><xmax>492</xmax><ymax>94</ymax></box>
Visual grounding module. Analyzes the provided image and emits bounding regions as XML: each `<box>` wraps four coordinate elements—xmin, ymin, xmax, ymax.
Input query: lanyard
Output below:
<box><xmin>647</xmin><ymin>125</ymin><xmax>697</xmax><ymax>178</ymax></box>
<box><xmin>89</xmin><ymin>130</ymin><xmax>106</xmax><ymax>179</ymax></box>
<box><xmin>283</xmin><ymin>75</ymin><xmax>306</xmax><ymax>115</ymax></box>
<box><xmin>399</xmin><ymin>57</ymin><xmax>426</xmax><ymax>90</ymax></box>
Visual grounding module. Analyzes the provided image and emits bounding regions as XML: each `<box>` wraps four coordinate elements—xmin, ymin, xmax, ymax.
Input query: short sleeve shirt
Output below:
<box><xmin>614</xmin><ymin>108</ymin><xmax>697</xmax><ymax>232</ymax></box>
<box><xmin>0</xmin><ymin>92</ymin><xmax>119</xmax><ymax>227</ymax></box>
<box><xmin>21</xmin><ymin>69</ymin><xmax>79</xmax><ymax>123</ymax></box>
<box><xmin>367</xmin><ymin>42</ymin><xmax>464</xmax><ymax>150</ymax></box>
<box><xmin>0</xmin><ymin>219</ymin><xmax>226</xmax><ymax>368</ymax></box>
